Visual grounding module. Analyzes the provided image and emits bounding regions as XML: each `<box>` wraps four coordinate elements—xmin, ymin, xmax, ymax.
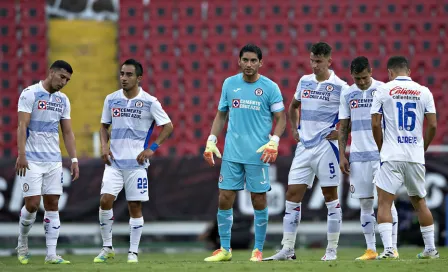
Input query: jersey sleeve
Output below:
<box><xmin>101</xmin><ymin>96</ymin><xmax>112</xmax><ymax>124</ymax></box>
<box><xmin>424</xmin><ymin>89</ymin><xmax>436</xmax><ymax>114</ymax></box>
<box><xmin>17</xmin><ymin>89</ymin><xmax>35</xmax><ymax>113</ymax></box>
<box><xmin>150</xmin><ymin>100</ymin><xmax>171</xmax><ymax>126</ymax></box>
<box><xmin>270</xmin><ymin>83</ymin><xmax>285</xmax><ymax>112</ymax></box>
<box><xmin>61</xmin><ymin>96</ymin><xmax>71</xmax><ymax>119</ymax></box>
<box><xmin>338</xmin><ymin>89</ymin><xmax>351</xmax><ymax>119</ymax></box>
<box><xmin>370</xmin><ymin>86</ymin><xmax>384</xmax><ymax>115</ymax></box>
<box><xmin>218</xmin><ymin>79</ymin><xmax>229</xmax><ymax>112</ymax></box>
<box><xmin>293</xmin><ymin>78</ymin><xmax>302</xmax><ymax>101</ymax></box>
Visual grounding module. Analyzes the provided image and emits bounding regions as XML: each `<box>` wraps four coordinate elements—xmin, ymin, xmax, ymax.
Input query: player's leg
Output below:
<box><xmin>245</xmin><ymin>164</ymin><xmax>270</xmax><ymax>261</ymax></box>
<box><xmin>317</xmin><ymin>140</ymin><xmax>342</xmax><ymax>261</ymax></box>
<box><xmin>391</xmin><ymin>201</ymin><xmax>399</xmax><ymax>255</ymax></box>
<box><xmin>351</xmin><ymin>161</ymin><xmax>377</xmax><ymax>260</ymax></box>
<box><xmin>42</xmin><ymin>162</ymin><xmax>70</xmax><ymax>264</ymax></box>
<box><xmin>405</xmin><ymin>163</ymin><xmax>439</xmax><ymax>259</ymax></box>
<box><xmin>263</xmin><ymin>144</ymin><xmax>312</xmax><ymax>261</ymax></box>
<box><xmin>123</xmin><ymin>168</ymin><xmax>149</xmax><ymax>263</ymax></box>
<box><xmin>94</xmin><ymin>165</ymin><xmax>124</xmax><ymax>263</ymax></box>
<box><xmin>17</xmin><ymin>162</ymin><xmax>43</xmax><ymax>264</ymax></box>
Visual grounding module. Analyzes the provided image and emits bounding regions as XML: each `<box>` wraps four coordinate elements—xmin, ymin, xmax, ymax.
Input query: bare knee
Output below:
<box><xmin>128</xmin><ymin>201</ymin><xmax>142</xmax><ymax>218</ymax></box>
<box><xmin>410</xmin><ymin>196</ymin><xmax>427</xmax><ymax>212</ymax></box>
<box><xmin>286</xmin><ymin>185</ymin><xmax>307</xmax><ymax>203</ymax></box>
<box><xmin>43</xmin><ymin>195</ymin><xmax>60</xmax><ymax>211</ymax></box>
<box><xmin>251</xmin><ymin>193</ymin><xmax>267</xmax><ymax>210</ymax></box>
<box><xmin>218</xmin><ymin>190</ymin><xmax>236</xmax><ymax>210</ymax></box>
<box><xmin>24</xmin><ymin>196</ymin><xmax>41</xmax><ymax>213</ymax></box>
<box><xmin>100</xmin><ymin>194</ymin><xmax>115</xmax><ymax>210</ymax></box>
<box><xmin>321</xmin><ymin>187</ymin><xmax>338</xmax><ymax>202</ymax></box>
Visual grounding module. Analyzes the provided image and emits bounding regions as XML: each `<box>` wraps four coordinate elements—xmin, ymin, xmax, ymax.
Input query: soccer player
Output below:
<box><xmin>203</xmin><ymin>44</ymin><xmax>286</xmax><ymax>262</ymax></box>
<box><xmin>339</xmin><ymin>56</ymin><xmax>399</xmax><ymax>260</ymax></box>
<box><xmin>264</xmin><ymin>42</ymin><xmax>348</xmax><ymax>261</ymax></box>
<box><xmin>94</xmin><ymin>59</ymin><xmax>173</xmax><ymax>263</ymax></box>
<box><xmin>15</xmin><ymin>60</ymin><xmax>79</xmax><ymax>264</ymax></box>
<box><xmin>371</xmin><ymin>56</ymin><xmax>438</xmax><ymax>259</ymax></box>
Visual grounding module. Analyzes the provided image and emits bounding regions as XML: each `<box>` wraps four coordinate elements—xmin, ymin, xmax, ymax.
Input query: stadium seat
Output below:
<box><xmin>20</xmin><ymin>22</ymin><xmax>47</xmax><ymax>39</ymax></box>
<box><xmin>206</xmin><ymin>1</ymin><xmax>233</xmax><ymax>21</ymax></box>
<box><xmin>322</xmin><ymin>1</ymin><xmax>350</xmax><ymax>19</ymax></box>
<box><xmin>208</xmin><ymin>20</ymin><xmax>236</xmax><ymax>38</ymax></box>
<box><xmin>178</xmin><ymin>18</ymin><xmax>207</xmax><ymax>38</ymax></box>
<box><xmin>408</xmin><ymin>0</ymin><xmax>439</xmax><ymax>17</ymax></box>
<box><xmin>119</xmin><ymin>41</ymin><xmax>146</xmax><ymax>60</ymax></box>
<box><xmin>148</xmin><ymin>0</ymin><xmax>177</xmax><ymax>20</ymax></box>
<box><xmin>21</xmin><ymin>39</ymin><xmax>47</xmax><ymax>57</ymax></box>
<box><xmin>295</xmin><ymin>1</ymin><xmax>321</xmax><ymax>18</ymax></box>
<box><xmin>0</xmin><ymin>2</ymin><xmax>16</xmax><ymax>23</ymax></box>
<box><xmin>1</xmin><ymin>92</ymin><xmax>18</xmax><ymax>111</ymax></box>
<box><xmin>178</xmin><ymin>59</ymin><xmax>207</xmax><ymax>74</ymax></box>
<box><xmin>119</xmin><ymin>2</ymin><xmax>145</xmax><ymax>21</ymax></box>
<box><xmin>350</xmin><ymin>2</ymin><xmax>380</xmax><ymax>19</ymax></box>
<box><xmin>1</xmin><ymin>59</ymin><xmax>18</xmax><ymax>74</ymax></box>
<box><xmin>0</xmin><ymin>42</ymin><xmax>18</xmax><ymax>58</ymax></box>
<box><xmin>149</xmin><ymin>18</ymin><xmax>177</xmax><ymax>38</ymax></box>
<box><xmin>19</xmin><ymin>0</ymin><xmax>46</xmax><ymax>23</ymax></box>
<box><xmin>178</xmin><ymin>0</ymin><xmax>202</xmax><ymax>20</ymax></box>
<box><xmin>236</xmin><ymin>0</ymin><xmax>264</xmax><ymax>20</ymax></box>
<box><xmin>177</xmin><ymin>37</ymin><xmax>205</xmax><ymax>58</ymax></box>
<box><xmin>149</xmin><ymin>57</ymin><xmax>178</xmax><ymax>75</ymax></box>
<box><xmin>19</xmin><ymin>73</ymin><xmax>41</xmax><ymax>88</ymax></box>
<box><xmin>378</xmin><ymin>2</ymin><xmax>409</xmax><ymax>19</ymax></box>
<box><xmin>265</xmin><ymin>1</ymin><xmax>293</xmax><ymax>19</ymax></box>
<box><xmin>21</xmin><ymin>57</ymin><xmax>47</xmax><ymax>75</ymax></box>
<box><xmin>1</xmin><ymin>21</ymin><xmax>17</xmax><ymax>40</ymax></box>
<box><xmin>149</xmin><ymin>38</ymin><xmax>177</xmax><ymax>56</ymax></box>
<box><xmin>119</xmin><ymin>20</ymin><xmax>146</xmax><ymax>39</ymax></box>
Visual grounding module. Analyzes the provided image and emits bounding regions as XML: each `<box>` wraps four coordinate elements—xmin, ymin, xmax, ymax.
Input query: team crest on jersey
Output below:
<box><xmin>112</xmin><ymin>108</ymin><xmax>121</xmax><ymax>117</ymax></box>
<box><xmin>302</xmin><ymin>90</ymin><xmax>311</xmax><ymax>98</ymax></box>
<box><xmin>218</xmin><ymin>174</ymin><xmax>223</xmax><ymax>183</ymax></box>
<box><xmin>370</xmin><ymin>89</ymin><xmax>377</xmax><ymax>97</ymax></box>
<box><xmin>326</xmin><ymin>84</ymin><xmax>334</xmax><ymax>92</ymax></box>
<box><xmin>350</xmin><ymin>99</ymin><xmax>359</xmax><ymax>109</ymax></box>
<box><xmin>232</xmin><ymin>99</ymin><xmax>240</xmax><ymax>108</ymax></box>
<box><xmin>23</xmin><ymin>183</ymin><xmax>29</xmax><ymax>192</ymax></box>
<box><xmin>254</xmin><ymin>88</ymin><xmax>263</xmax><ymax>96</ymax></box>
<box><xmin>37</xmin><ymin>100</ymin><xmax>47</xmax><ymax>110</ymax></box>
<box><xmin>135</xmin><ymin>100</ymin><xmax>143</xmax><ymax>108</ymax></box>
<box><xmin>55</xmin><ymin>97</ymin><xmax>62</xmax><ymax>103</ymax></box>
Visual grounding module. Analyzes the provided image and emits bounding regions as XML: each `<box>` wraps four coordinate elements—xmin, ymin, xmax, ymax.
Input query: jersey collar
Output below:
<box><xmin>395</xmin><ymin>76</ymin><xmax>412</xmax><ymax>81</ymax></box>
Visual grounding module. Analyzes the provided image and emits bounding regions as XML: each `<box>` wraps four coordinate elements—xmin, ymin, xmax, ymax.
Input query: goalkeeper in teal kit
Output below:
<box><xmin>203</xmin><ymin>44</ymin><xmax>287</xmax><ymax>262</ymax></box>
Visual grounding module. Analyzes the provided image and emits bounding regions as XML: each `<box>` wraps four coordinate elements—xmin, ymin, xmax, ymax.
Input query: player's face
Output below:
<box><xmin>120</xmin><ymin>65</ymin><xmax>141</xmax><ymax>91</ymax></box>
<box><xmin>238</xmin><ymin>52</ymin><xmax>262</xmax><ymax>76</ymax></box>
<box><xmin>351</xmin><ymin>68</ymin><xmax>372</xmax><ymax>90</ymax></box>
<box><xmin>310</xmin><ymin>53</ymin><xmax>331</xmax><ymax>76</ymax></box>
<box><xmin>49</xmin><ymin>69</ymin><xmax>71</xmax><ymax>92</ymax></box>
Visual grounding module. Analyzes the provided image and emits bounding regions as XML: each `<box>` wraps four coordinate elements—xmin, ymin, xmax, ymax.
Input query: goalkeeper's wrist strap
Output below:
<box><xmin>149</xmin><ymin>142</ymin><xmax>159</xmax><ymax>152</ymax></box>
<box><xmin>271</xmin><ymin>135</ymin><xmax>280</xmax><ymax>143</ymax></box>
<box><xmin>207</xmin><ymin>135</ymin><xmax>217</xmax><ymax>143</ymax></box>
<box><xmin>71</xmin><ymin>158</ymin><xmax>78</xmax><ymax>163</ymax></box>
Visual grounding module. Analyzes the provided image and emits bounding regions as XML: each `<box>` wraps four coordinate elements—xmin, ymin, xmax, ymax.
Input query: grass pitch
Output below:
<box><xmin>0</xmin><ymin>248</ymin><xmax>447</xmax><ymax>272</ymax></box>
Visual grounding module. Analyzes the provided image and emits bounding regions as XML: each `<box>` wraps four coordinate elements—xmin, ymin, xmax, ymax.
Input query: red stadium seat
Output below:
<box><xmin>351</xmin><ymin>2</ymin><xmax>380</xmax><ymax>19</ymax></box>
<box><xmin>1</xmin><ymin>59</ymin><xmax>19</xmax><ymax>74</ymax></box>
<box><xmin>295</xmin><ymin>1</ymin><xmax>321</xmax><ymax>18</ymax></box>
<box><xmin>149</xmin><ymin>57</ymin><xmax>178</xmax><ymax>75</ymax></box>
<box><xmin>119</xmin><ymin>41</ymin><xmax>146</xmax><ymax>59</ymax></box>
<box><xmin>265</xmin><ymin>1</ymin><xmax>293</xmax><ymax>19</ymax></box>
<box><xmin>0</xmin><ymin>42</ymin><xmax>19</xmax><ymax>58</ymax></box>
<box><xmin>178</xmin><ymin>0</ymin><xmax>202</xmax><ymax>20</ymax></box>
<box><xmin>0</xmin><ymin>2</ymin><xmax>16</xmax><ymax>23</ymax></box>
<box><xmin>177</xmin><ymin>37</ymin><xmax>205</xmax><ymax>58</ymax></box>
<box><xmin>119</xmin><ymin>2</ymin><xmax>145</xmax><ymax>21</ymax></box>
<box><xmin>119</xmin><ymin>20</ymin><xmax>146</xmax><ymax>39</ymax></box>
<box><xmin>322</xmin><ymin>1</ymin><xmax>350</xmax><ymax>19</ymax></box>
<box><xmin>178</xmin><ymin>18</ymin><xmax>207</xmax><ymax>38</ymax></box>
<box><xmin>206</xmin><ymin>1</ymin><xmax>233</xmax><ymax>21</ymax></box>
<box><xmin>1</xmin><ymin>21</ymin><xmax>17</xmax><ymax>40</ymax></box>
<box><xmin>148</xmin><ymin>0</ymin><xmax>177</xmax><ymax>20</ymax></box>
<box><xmin>149</xmin><ymin>38</ymin><xmax>177</xmax><ymax>56</ymax></box>
<box><xmin>208</xmin><ymin>21</ymin><xmax>236</xmax><ymax>38</ymax></box>
<box><xmin>21</xmin><ymin>57</ymin><xmax>47</xmax><ymax>75</ymax></box>
<box><xmin>236</xmin><ymin>0</ymin><xmax>264</xmax><ymax>20</ymax></box>
<box><xmin>20</xmin><ymin>22</ymin><xmax>47</xmax><ymax>39</ymax></box>
<box><xmin>19</xmin><ymin>0</ymin><xmax>46</xmax><ymax>23</ymax></box>
<box><xmin>21</xmin><ymin>38</ymin><xmax>47</xmax><ymax>57</ymax></box>
<box><xmin>149</xmin><ymin>18</ymin><xmax>177</xmax><ymax>38</ymax></box>
<box><xmin>378</xmin><ymin>2</ymin><xmax>409</xmax><ymax>19</ymax></box>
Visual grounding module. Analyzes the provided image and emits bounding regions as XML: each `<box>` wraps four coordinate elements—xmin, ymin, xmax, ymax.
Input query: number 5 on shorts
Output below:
<box><xmin>329</xmin><ymin>163</ymin><xmax>335</xmax><ymax>174</ymax></box>
<box><xmin>137</xmin><ymin>178</ymin><xmax>148</xmax><ymax>189</ymax></box>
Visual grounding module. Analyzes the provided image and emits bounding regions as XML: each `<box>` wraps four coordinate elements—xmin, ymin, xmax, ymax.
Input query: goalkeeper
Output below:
<box><xmin>203</xmin><ymin>44</ymin><xmax>286</xmax><ymax>262</ymax></box>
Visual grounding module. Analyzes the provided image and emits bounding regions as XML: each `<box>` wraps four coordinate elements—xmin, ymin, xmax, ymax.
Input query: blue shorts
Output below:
<box><xmin>218</xmin><ymin>160</ymin><xmax>270</xmax><ymax>193</ymax></box>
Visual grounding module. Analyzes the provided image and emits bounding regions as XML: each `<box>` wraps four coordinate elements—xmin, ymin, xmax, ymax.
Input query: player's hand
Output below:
<box><xmin>15</xmin><ymin>154</ymin><xmax>30</xmax><ymax>177</ymax></box>
<box><xmin>339</xmin><ymin>155</ymin><xmax>350</xmax><ymax>175</ymax></box>
<box><xmin>203</xmin><ymin>136</ymin><xmax>221</xmax><ymax>167</ymax></box>
<box><xmin>326</xmin><ymin>130</ymin><xmax>338</xmax><ymax>140</ymax></box>
<box><xmin>256</xmin><ymin>135</ymin><xmax>279</xmax><ymax>163</ymax></box>
<box><xmin>101</xmin><ymin>147</ymin><xmax>114</xmax><ymax>166</ymax></box>
<box><xmin>137</xmin><ymin>149</ymin><xmax>154</xmax><ymax>165</ymax></box>
<box><xmin>71</xmin><ymin>162</ymin><xmax>79</xmax><ymax>181</ymax></box>
<box><xmin>292</xmin><ymin>130</ymin><xmax>300</xmax><ymax>142</ymax></box>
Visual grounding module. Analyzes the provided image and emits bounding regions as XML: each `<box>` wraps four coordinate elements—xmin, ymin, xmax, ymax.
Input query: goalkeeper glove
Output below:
<box><xmin>256</xmin><ymin>135</ymin><xmax>280</xmax><ymax>163</ymax></box>
<box><xmin>203</xmin><ymin>135</ymin><xmax>221</xmax><ymax>167</ymax></box>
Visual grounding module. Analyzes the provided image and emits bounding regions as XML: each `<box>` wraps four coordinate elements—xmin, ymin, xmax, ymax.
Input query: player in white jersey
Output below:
<box><xmin>264</xmin><ymin>42</ymin><xmax>348</xmax><ymax>261</ymax></box>
<box><xmin>339</xmin><ymin>56</ymin><xmax>399</xmax><ymax>260</ymax></box>
<box><xmin>15</xmin><ymin>60</ymin><xmax>79</xmax><ymax>265</ymax></box>
<box><xmin>94</xmin><ymin>59</ymin><xmax>173</xmax><ymax>264</ymax></box>
<box><xmin>371</xmin><ymin>56</ymin><xmax>438</xmax><ymax>260</ymax></box>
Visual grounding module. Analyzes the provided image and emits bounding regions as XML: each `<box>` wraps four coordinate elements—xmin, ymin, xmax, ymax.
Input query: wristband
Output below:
<box><xmin>71</xmin><ymin>158</ymin><xmax>78</xmax><ymax>163</ymax></box>
<box><xmin>149</xmin><ymin>142</ymin><xmax>159</xmax><ymax>152</ymax></box>
<box><xmin>207</xmin><ymin>135</ymin><xmax>217</xmax><ymax>143</ymax></box>
<box><xmin>270</xmin><ymin>135</ymin><xmax>280</xmax><ymax>143</ymax></box>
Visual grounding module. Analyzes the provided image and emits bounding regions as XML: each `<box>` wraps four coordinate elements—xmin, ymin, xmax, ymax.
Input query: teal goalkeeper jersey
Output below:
<box><xmin>218</xmin><ymin>73</ymin><xmax>285</xmax><ymax>165</ymax></box>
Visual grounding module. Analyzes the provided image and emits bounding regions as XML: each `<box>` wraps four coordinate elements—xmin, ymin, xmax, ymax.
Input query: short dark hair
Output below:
<box><xmin>239</xmin><ymin>43</ymin><xmax>262</xmax><ymax>60</ymax></box>
<box><xmin>387</xmin><ymin>56</ymin><xmax>409</xmax><ymax>71</ymax></box>
<box><xmin>122</xmin><ymin>59</ymin><xmax>143</xmax><ymax>77</ymax></box>
<box><xmin>310</xmin><ymin>42</ymin><xmax>332</xmax><ymax>57</ymax></box>
<box><xmin>50</xmin><ymin>60</ymin><xmax>73</xmax><ymax>74</ymax></box>
<box><xmin>350</xmin><ymin>56</ymin><xmax>371</xmax><ymax>74</ymax></box>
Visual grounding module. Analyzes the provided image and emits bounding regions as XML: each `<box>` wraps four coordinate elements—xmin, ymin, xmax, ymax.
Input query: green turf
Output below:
<box><xmin>1</xmin><ymin>248</ymin><xmax>447</xmax><ymax>272</ymax></box>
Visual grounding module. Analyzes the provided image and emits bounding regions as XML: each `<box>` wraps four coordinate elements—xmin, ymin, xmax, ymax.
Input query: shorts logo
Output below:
<box><xmin>350</xmin><ymin>99</ymin><xmax>359</xmax><ymax>109</ymax></box>
<box><xmin>326</xmin><ymin>84</ymin><xmax>334</xmax><ymax>92</ymax></box>
<box><xmin>55</xmin><ymin>97</ymin><xmax>62</xmax><ymax>103</ymax></box>
<box><xmin>23</xmin><ymin>183</ymin><xmax>29</xmax><ymax>192</ymax></box>
<box><xmin>37</xmin><ymin>100</ymin><xmax>47</xmax><ymax>110</ymax></box>
<box><xmin>232</xmin><ymin>99</ymin><xmax>240</xmax><ymax>108</ymax></box>
<box><xmin>135</xmin><ymin>100</ymin><xmax>143</xmax><ymax>108</ymax></box>
<box><xmin>254</xmin><ymin>88</ymin><xmax>263</xmax><ymax>96</ymax></box>
<box><xmin>61</xmin><ymin>172</ymin><xmax>63</xmax><ymax>184</ymax></box>
<box><xmin>350</xmin><ymin>184</ymin><xmax>355</xmax><ymax>194</ymax></box>
<box><xmin>302</xmin><ymin>90</ymin><xmax>311</xmax><ymax>98</ymax></box>
<box><xmin>218</xmin><ymin>174</ymin><xmax>223</xmax><ymax>183</ymax></box>
<box><xmin>112</xmin><ymin>108</ymin><xmax>121</xmax><ymax>117</ymax></box>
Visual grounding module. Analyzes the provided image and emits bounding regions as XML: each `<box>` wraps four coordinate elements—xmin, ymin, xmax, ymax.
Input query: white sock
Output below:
<box><xmin>129</xmin><ymin>217</ymin><xmax>144</xmax><ymax>253</ymax></box>
<box><xmin>420</xmin><ymin>225</ymin><xmax>435</xmax><ymax>251</ymax></box>
<box><xmin>44</xmin><ymin>211</ymin><xmax>60</xmax><ymax>257</ymax></box>
<box><xmin>18</xmin><ymin>206</ymin><xmax>37</xmax><ymax>246</ymax></box>
<box><xmin>360</xmin><ymin>199</ymin><xmax>376</xmax><ymax>251</ymax></box>
<box><xmin>99</xmin><ymin>209</ymin><xmax>114</xmax><ymax>247</ymax></box>
<box><xmin>391</xmin><ymin>202</ymin><xmax>398</xmax><ymax>250</ymax></box>
<box><xmin>281</xmin><ymin>201</ymin><xmax>301</xmax><ymax>250</ymax></box>
<box><xmin>378</xmin><ymin>223</ymin><xmax>393</xmax><ymax>250</ymax></box>
<box><xmin>326</xmin><ymin>199</ymin><xmax>342</xmax><ymax>250</ymax></box>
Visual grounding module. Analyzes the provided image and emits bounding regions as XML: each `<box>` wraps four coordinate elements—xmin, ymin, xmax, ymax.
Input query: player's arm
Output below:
<box><xmin>371</xmin><ymin>114</ymin><xmax>383</xmax><ymax>152</ymax></box>
<box><xmin>424</xmin><ymin>91</ymin><xmax>437</xmax><ymax>151</ymax></box>
<box><xmin>60</xmin><ymin>119</ymin><xmax>79</xmax><ymax>181</ymax></box>
<box><xmin>16</xmin><ymin>112</ymin><xmax>31</xmax><ymax>176</ymax></box>
<box><xmin>338</xmin><ymin>91</ymin><xmax>351</xmax><ymax>174</ymax></box>
<box><xmin>100</xmin><ymin>123</ymin><xmax>113</xmax><ymax>165</ymax></box>
<box><xmin>272</xmin><ymin>110</ymin><xmax>286</xmax><ymax>139</ymax></box>
<box><xmin>288</xmin><ymin>98</ymin><xmax>301</xmax><ymax>142</ymax></box>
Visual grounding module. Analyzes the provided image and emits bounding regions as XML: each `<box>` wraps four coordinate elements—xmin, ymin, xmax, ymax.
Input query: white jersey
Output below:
<box><xmin>370</xmin><ymin>76</ymin><xmax>436</xmax><ymax>164</ymax></box>
<box><xmin>339</xmin><ymin>78</ymin><xmax>384</xmax><ymax>162</ymax></box>
<box><xmin>101</xmin><ymin>88</ymin><xmax>171</xmax><ymax>170</ymax></box>
<box><xmin>17</xmin><ymin>81</ymin><xmax>71</xmax><ymax>162</ymax></box>
<box><xmin>294</xmin><ymin>71</ymin><xmax>348</xmax><ymax>148</ymax></box>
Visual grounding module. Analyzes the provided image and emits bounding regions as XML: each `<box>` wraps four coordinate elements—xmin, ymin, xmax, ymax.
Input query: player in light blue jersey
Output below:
<box><xmin>265</xmin><ymin>42</ymin><xmax>348</xmax><ymax>262</ymax></box>
<box><xmin>339</xmin><ymin>57</ymin><xmax>399</xmax><ymax>260</ymax></box>
<box><xmin>203</xmin><ymin>44</ymin><xmax>286</xmax><ymax>262</ymax></box>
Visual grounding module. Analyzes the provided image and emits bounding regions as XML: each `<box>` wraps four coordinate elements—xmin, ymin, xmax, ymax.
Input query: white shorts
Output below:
<box><xmin>349</xmin><ymin>161</ymin><xmax>380</xmax><ymax>199</ymax></box>
<box><xmin>101</xmin><ymin>165</ymin><xmax>149</xmax><ymax>202</ymax></box>
<box><xmin>288</xmin><ymin>140</ymin><xmax>340</xmax><ymax>188</ymax></box>
<box><xmin>374</xmin><ymin>161</ymin><xmax>426</xmax><ymax>198</ymax></box>
<box><xmin>20</xmin><ymin>161</ymin><xmax>63</xmax><ymax>197</ymax></box>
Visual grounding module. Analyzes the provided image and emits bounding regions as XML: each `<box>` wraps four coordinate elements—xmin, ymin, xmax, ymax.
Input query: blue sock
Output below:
<box><xmin>254</xmin><ymin>207</ymin><xmax>269</xmax><ymax>251</ymax></box>
<box><xmin>217</xmin><ymin>208</ymin><xmax>233</xmax><ymax>251</ymax></box>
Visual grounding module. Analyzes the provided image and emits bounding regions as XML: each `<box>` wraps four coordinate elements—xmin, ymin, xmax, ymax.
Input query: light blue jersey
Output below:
<box><xmin>218</xmin><ymin>73</ymin><xmax>284</xmax><ymax>165</ymax></box>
